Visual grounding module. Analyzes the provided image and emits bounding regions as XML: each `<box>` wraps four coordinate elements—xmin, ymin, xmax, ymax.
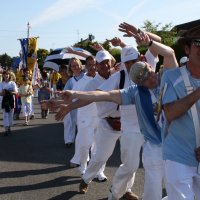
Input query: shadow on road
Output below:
<box><xmin>0</xmin><ymin>165</ymin><xmax>67</xmax><ymax>179</ymax></box>
<box><xmin>0</xmin><ymin>176</ymin><xmax>80</xmax><ymax>195</ymax></box>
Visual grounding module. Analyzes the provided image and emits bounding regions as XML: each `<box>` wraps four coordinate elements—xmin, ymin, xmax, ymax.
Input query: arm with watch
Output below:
<box><xmin>118</xmin><ymin>22</ymin><xmax>161</xmax><ymax>57</ymax></box>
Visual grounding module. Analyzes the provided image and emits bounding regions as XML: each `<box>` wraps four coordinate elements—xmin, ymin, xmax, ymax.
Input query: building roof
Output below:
<box><xmin>172</xmin><ymin>19</ymin><xmax>200</xmax><ymax>32</ymax></box>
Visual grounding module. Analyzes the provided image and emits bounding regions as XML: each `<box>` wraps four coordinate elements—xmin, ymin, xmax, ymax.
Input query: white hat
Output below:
<box><xmin>121</xmin><ymin>46</ymin><xmax>139</xmax><ymax>63</ymax></box>
<box><xmin>180</xmin><ymin>56</ymin><xmax>188</xmax><ymax>64</ymax></box>
<box><xmin>95</xmin><ymin>50</ymin><xmax>111</xmax><ymax>63</ymax></box>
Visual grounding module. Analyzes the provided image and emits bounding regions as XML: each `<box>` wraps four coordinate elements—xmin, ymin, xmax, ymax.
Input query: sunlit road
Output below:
<box><xmin>0</xmin><ymin>98</ymin><xmax>145</xmax><ymax>200</ymax></box>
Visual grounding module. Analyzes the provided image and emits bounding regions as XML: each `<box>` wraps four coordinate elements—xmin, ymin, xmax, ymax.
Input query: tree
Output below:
<box><xmin>37</xmin><ymin>48</ymin><xmax>50</xmax><ymax>70</ymax></box>
<box><xmin>141</xmin><ymin>20</ymin><xmax>177</xmax><ymax>47</ymax></box>
<box><xmin>0</xmin><ymin>53</ymin><xmax>12</xmax><ymax>68</ymax></box>
<box><xmin>140</xmin><ymin>20</ymin><xmax>178</xmax><ymax>69</ymax></box>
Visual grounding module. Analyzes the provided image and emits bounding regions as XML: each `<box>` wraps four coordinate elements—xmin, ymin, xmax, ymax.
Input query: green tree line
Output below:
<box><xmin>0</xmin><ymin>20</ymin><xmax>184</xmax><ymax>70</ymax></box>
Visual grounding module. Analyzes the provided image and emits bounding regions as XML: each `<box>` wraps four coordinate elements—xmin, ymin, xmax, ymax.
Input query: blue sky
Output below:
<box><xmin>0</xmin><ymin>0</ymin><xmax>199</xmax><ymax>57</ymax></box>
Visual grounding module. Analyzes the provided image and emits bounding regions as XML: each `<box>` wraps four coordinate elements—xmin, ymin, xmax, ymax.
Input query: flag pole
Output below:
<box><xmin>27</xmin><ymin>22</ymin><xmax>30</xmax><ymax>39</ymax></box>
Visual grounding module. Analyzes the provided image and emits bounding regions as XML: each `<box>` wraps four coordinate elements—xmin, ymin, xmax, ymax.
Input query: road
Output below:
<box><xmin>0</xmin><ymin>98</ymin><xmax>146</xmax><ymax>200</ymax></box>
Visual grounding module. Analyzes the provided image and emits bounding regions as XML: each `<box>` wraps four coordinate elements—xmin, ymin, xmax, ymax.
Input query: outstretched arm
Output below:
<box><xmin>119</xmin><ymin>22</ymin><xmax>161</xmax><ymax>43</ymax></box>
<box><xmin>106</xmin><ymin>37</ymin><xmax>126</xmax><ymax>48</ymax></box>
<box><xmin>119</xmin><ymin>23</ymin><xmax>178</xmax><ymax>68</ymax></box>
<box><xmin>55</xmin><ymin>99</ymin><xmax>91</xmax><ymax>121</ymax></box>
<box><xmin>65</xmin><ymin>47</ymin><xmax>91</xmax><ymax>58</ymax></box>
<box><xmin>118</xmin><ymin>22</ymin><xmax>161</xmax><ymax>57</ymax></box>
<box><xmin>59</xmin><ymin>89</ymin><xmax>121</xmax><ymax>105</ymax></box>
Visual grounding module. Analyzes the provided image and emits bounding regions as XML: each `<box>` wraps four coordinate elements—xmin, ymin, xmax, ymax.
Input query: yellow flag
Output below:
<box><xmin>27</xmin><ymin>37</ymin><xmax>38</xmax><ymax>72</ymax></box>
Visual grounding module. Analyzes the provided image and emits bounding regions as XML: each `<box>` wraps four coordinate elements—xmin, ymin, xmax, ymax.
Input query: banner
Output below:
<box><xmin>19</xmin><ymin>38</ymin><xmax>28</xmax><ymax>68</ymax></box>
<box><xmin>27</xmin><ymin>37</ymin><xmax>38</xmax><ymax>72</ymax></box>
<box><xmin>32</xmin><ymin>61</ymin><xmax>42</xmax><ymax>86</ymax></box>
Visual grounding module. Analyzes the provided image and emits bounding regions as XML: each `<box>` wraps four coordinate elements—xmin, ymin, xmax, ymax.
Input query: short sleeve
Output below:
<box><xmin>120</xmin><ymin>85</ymin><xmax>137</xmax><ymax>105</ymax></box>
<box><xmin>161</xmin><ymin>72</ymin><xmax>178</xmax><ymax>105</ymax></box>
<box><xmin>145</xmin><ymin>49</ymin><xmax>159</xmax><ymax>72</ymax></box>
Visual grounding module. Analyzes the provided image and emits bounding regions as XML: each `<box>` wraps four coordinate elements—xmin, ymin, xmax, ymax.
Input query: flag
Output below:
<box><xmin>27</xmin><ymin>37</ymin><xmax>38</xmax><ymax>72</ymax></box>
<box><xmin>19</xmin><ymin>38</ymin><xmax>28</xmax><ymax>68</ymax></box>
<box><xmin>32</xmin><ymin>61</ymin><xmax>42</xmax><ymax>86</ymax></box>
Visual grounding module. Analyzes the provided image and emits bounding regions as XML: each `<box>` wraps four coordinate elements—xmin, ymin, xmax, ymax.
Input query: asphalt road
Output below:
<box><xmin>0</xmin><ymin>98</ymin><xmax>146</xmax><ymax>200</ymax></box>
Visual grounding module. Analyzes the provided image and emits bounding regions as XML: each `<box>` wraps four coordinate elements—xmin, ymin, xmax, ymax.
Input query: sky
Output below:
<box><xmin>0</xmin><ymin>0</ymin><xmax>199</xmax><ymax>57</ymax></box>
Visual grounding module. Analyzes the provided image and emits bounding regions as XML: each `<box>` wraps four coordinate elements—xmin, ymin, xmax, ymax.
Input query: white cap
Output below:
<box><xmin>95</xmin><ymin>50</ymin><xmax>111</xmax><ymax>63</ymax></box>
<box><xmin>180</xmin><ymin>56</ymin><xmax>188</xmax><ymax>64</ymax></box>
<box><xmin>121</xmin><ymin>46</ymin><xmax>139</xmax><ymax>63</ymax></box>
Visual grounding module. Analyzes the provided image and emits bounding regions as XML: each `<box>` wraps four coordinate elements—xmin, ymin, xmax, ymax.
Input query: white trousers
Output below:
<box><xmin>165</xmin><ymin>160</ymin><xmax>200</xmax><ymax>200</ymax></box>
<box><xmin>111</xmin><ymin>105</ymin><xmax>144</xmax><ymax>199</ymax></box>
<box><xmin>83</xmin><ymin>119</ymin><xmax>120</xmax><ymax>184</ymax></box>
<box><xmin>3</xmin><ymin>109</ymin><xmax>14</xmax><ymax>127</ymax></box>
<box><xmin>22</xmin><ymin>102</ymin><xmax>32</xmax><ymax>117</ymax></box>
<box><xmin>142</xmin><ymin>141</ymin><xmax>165</xmax><ymax>200</ymax></box>
<box><xmin>30</xmin><ymin>96</ymin><xmax>34</xmax><ymax>115</ymax></box>
<box><xmin>70</xmin><ymin>123</ymin><xmax>95</xmax><ymax>172</ymax></box>
<box><xmin>111</xmin><ymin>132</ymin><xmax>144</xmax><ymax>199</ymax></box>
<box><xmin>63</xmin><ymin>110</ymin><xmax>76</xmax><ymax>144</ymax></box>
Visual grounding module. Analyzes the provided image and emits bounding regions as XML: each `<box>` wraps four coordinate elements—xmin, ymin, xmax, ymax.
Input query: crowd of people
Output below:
<box><xmin>1</xmin><ymin>21</ymin><xmax>200</xmax><ymax>200</ymax></box>
<box><xmin>0</xmin><ymin>65</ymin><xmax>71</xmax><ymax>133</ymax></box>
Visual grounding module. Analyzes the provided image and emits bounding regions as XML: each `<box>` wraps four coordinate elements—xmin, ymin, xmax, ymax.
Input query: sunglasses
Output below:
<box><xmin>192</xmin><ymin>40</ymin><xmax>200</xmax><ymax>47</ymax></box>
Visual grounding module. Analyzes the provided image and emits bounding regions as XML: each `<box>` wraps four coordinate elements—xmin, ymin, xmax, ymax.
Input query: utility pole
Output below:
<box><xmin>27</xmin><ymin>22</ymin><xmax>30</xmax><ymax>39</ymax></box>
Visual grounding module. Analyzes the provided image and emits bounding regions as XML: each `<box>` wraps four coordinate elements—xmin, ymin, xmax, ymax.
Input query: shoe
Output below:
<box><xmin>95</xmin><ymin>172</ymin><xmax>108</xmax><ymax>182</ymax></box>
<box><xmin>3</xmin><ymin>131</ymin><xmax>9</xmax><ymax>136</ymax></box>
<box><xmin>30</xmin><ymin>115</ymin><xmax>34</xmax><ymax>120</ymax></box>
<box><xmin>24</xmin><ymin>122</ymin><xmax>29</xmax><ymax>126</ymax></box>
<box><xmin>122</xmin><ymin>191</ymin><xmax>139</xmax><ymax>200</ymax></box>
<box><xmin>65</xmin><ymin>143</ymin><xmax>73</xmax><ymax>148</ymax></box>
<box><xmin>79</xmin><ymin>179</ymin><xmax>89</xmax><ymax>194</ymax></box>
<box><xmin>7</xmin><ymin>127</ymin><xmax>11</xmax><ymax>134</ymax></box>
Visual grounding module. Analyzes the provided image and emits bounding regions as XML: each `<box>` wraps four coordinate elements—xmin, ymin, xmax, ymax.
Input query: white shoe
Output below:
<box><xmin>95</xmin><ymin>172</ymin><xmax>107</xmax><ymax>182</ymax></box>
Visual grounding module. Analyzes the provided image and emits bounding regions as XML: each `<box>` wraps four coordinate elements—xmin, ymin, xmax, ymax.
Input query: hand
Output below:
<box><xmin>119</xmin><ymin>22</ymin><xmax>138</xmax><ymax>37</ymax></box>
<box><xmin>119</xmin><ymin>22</ymin><xmax>150</xmax><ymax>46</ymax></box>
<box><xmin>41</xmin><ymin>99</ymin><xmax>60</xmax><ymax>112</ymax></box>
<box><xmin>90</xmin><ymin>43</ymin><xmax>104</xmax><ymax>51</ymax></box>
<box><xmin>106</xmin><ymin>37</ymin><xmax>122</xmax><ymax>47</ymax></box>
<box><xmin>55</xmin><ymin>104</ymin><xmax>71</xmax><ymax>121</ymax></box>
<box><xmin>195</xmin><ymin>147</ymin><xmax>200</xmax><ymax>162</ymax></box>
<box><xmin>56</xmin><ymin>90</ymin><xmax>73</xmax><ymax>104</ymax></box>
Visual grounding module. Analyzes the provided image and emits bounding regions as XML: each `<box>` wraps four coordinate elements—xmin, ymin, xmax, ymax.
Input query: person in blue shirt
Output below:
<box><xmin>161</xmin><ymin>25</ymin><xmax>200</xmax><ymax>200</ymax></box>
<box><xmin>54</xmin><ymin>30</ymin><xmax>178</xmax><ymax>200</ymax></box>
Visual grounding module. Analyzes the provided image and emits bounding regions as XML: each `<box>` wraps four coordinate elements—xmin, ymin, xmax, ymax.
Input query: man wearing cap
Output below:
<box><xmin>161</xmin><ymin>25</ymin><xmax>200</xmax><ymax>199</ymax></box>
<box><xmin>99</xmin><ymin>35</ymin><xmax>160</xmax><ymax>200</ymax></box>
<box><xmin>54</xmin><ymin>30</ymin><xmax>178</xmax><ymax>199</ymax></box>
<box><xmin>44</xmin><ymin>47</ymin><xmax>116</xmax><ymax>185</ymax></box>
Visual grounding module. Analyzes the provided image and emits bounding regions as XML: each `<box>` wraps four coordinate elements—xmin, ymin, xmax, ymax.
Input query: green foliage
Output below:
<box><xmin>142</xmin><ymin>20</ymin><xmax>177</xmax><ymax>47</ymax></box>
<box><xmin>37</xmin><ymin>48</ymin><xmax>50</xmax><ymax>70</ymax></box>
<box><xmin>0</xmin><ymin>53</ymin><xmax>12</xmax><ymax>68</ymax></box>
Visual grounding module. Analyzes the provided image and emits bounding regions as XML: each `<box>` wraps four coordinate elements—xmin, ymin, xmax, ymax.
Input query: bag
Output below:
<box><xmin>105</xmin><ymin>117</ymin><xmax>121</xmax><ymax>131</ymax></box>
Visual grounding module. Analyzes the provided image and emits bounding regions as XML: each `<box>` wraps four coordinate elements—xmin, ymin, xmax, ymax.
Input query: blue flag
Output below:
<box><xmin>19</xmin><ymin>38</ymin><xmax>28</xmax><ymax>68</ymax></box>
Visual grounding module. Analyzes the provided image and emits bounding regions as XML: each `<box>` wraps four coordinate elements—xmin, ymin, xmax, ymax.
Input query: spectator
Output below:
<box><xmin>18</xmin><ymin>76</ymin><xmax>33</xmax><ymax>125</ymax></box>
<box><xmin>0</xmin><ymin>70</ymin><xmax>18</xmax><ymax>136</ymax></box>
